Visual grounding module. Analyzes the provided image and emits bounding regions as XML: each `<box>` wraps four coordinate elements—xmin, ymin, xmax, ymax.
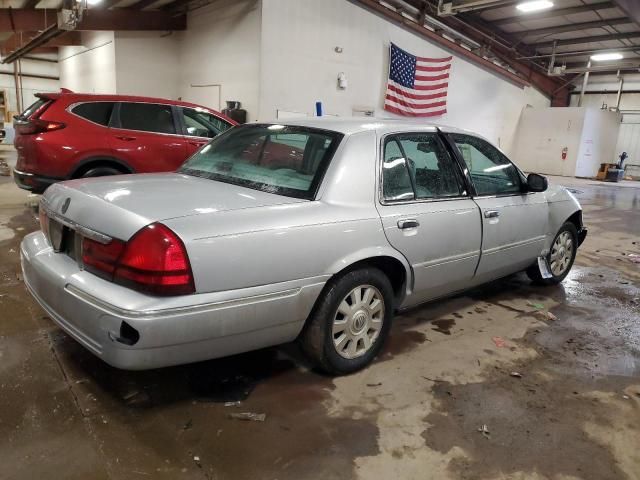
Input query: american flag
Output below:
<box><xmin>384</xmin><ymin>43</ymin><xmax>452</xmax><ymax>117</ymax></box>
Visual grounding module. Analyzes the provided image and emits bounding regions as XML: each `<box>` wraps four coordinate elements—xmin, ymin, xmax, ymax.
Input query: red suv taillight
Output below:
<box><xmin>81</xmin><ymin>223</ymin><xmax>195</xmax><ymax>296</ymax></box>
<box><xmin>15</xmin><ymin>118</ymin><xmax>66</xmax><ymax>135</ymax></box>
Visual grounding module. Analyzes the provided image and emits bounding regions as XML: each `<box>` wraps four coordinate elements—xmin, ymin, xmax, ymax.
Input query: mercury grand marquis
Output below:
<box><xmin>21</xmin><ymin>118</ymin><xmax>587</xmax><ymax>374</ymax></box>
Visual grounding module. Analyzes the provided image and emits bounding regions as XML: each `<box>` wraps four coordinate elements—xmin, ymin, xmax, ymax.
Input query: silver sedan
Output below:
<box><xmin>21</xmin><ymin>119</ymin><xmax>586</xmax><ymax>374</ymax></box>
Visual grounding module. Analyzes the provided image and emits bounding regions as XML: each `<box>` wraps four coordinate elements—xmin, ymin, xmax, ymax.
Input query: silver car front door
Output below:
<box><xmin>376</xmin><ymin>131</ymin><xmax>482</xmax><ymax>307</ymax></box>
<box><xmin>447</xmin><ymin>133</ymin><xmax>548</xmax><ymax>282</ymax></box>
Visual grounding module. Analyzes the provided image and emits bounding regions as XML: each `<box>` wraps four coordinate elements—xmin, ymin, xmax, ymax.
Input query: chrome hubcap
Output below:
<box><xmin>550</xmin><ymin>231</ymin><xmax>574</xmax><ymax>276</ymax></box>
<box><xmin>332</xmin><ymin>285</ymin><xmax>385</xmax><ymax>359</ymax></box>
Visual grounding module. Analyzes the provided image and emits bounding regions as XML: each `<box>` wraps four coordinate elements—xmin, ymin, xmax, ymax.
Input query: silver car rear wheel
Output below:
<box><xmin>332</xmin><ymin>285</ymin><xmax>385</xmax><ymax>359</ymax></box>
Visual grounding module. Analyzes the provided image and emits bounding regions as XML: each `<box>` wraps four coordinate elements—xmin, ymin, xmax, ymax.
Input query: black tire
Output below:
<box><xmin>300</xmin><ymin>268</ymin><xmax>394</xmax><ymax>375</ymax></box>
<box><xmin>80</xmin><ymin>166</ymin><xmax>123</xmax><ymax>178</ymax></box>
<box><xmin>527</xmin><ymin>221</ymin><xmax>578</xmax><ymax>285</ymax></box>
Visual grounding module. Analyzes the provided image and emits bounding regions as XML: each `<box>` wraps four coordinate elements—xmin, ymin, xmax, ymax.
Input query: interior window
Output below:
<box><xmin>72</xmin><ymin>102</ymin><xmax>114</xmax><ymax>126</ymax></box>
<box><xmin>119</xmin><ymin>103</ymin><xmax>176</xmax><ymax>135</ymax></box>
<box><xmin>450</xmin><ymin>134</ymin><xmax>522</xmax><ymax>196</ymax></box>
<box><xmin>382</xmin><ymin>138</ymin><xmax>414</xmax><ymax>201</ymax></box>
<box><xmin>382</xmin><ymin>133</ymin><xmax>464</xmax><ymax>201</ymax></box>
<box><xmin>181</xmin><ymin>107</ymin><xmax>232</xmax><ymax>138</ymax></box>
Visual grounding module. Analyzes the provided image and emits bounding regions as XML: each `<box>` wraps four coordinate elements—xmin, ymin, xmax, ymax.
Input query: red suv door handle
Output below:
<box><xmin>116</xmin><ymin>135</ymin><xmax>137</xmax><ymax>141</ymax></box>
<box><xmin>189</xmin><ymin>141</ymin><xmax>208</xmax><ymax>147</ymax></box>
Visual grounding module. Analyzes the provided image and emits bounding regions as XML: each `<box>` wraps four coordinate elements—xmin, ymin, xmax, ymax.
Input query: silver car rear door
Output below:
<box><xmin>375</xmin><ymin>129</ymin><xmax>482</xmax><ymax>307</ymax></box>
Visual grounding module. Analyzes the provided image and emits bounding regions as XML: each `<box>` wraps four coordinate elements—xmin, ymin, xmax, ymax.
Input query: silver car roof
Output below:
<box><xmin>259</xmin><ymin>117</ymin><xmax>471</xmax><ymax>136</ymax></box>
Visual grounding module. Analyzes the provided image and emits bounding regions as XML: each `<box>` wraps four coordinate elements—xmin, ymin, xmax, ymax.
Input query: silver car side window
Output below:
<box><xmin>382</xmin><ymin>133</ymin><xmax>465</xmax><ymax>202</ymax></box>
<box><xmin>382</xmin><ymin>138</ymin><xmax>415</xmax><ymax>201</ymax></box>
<box><xmin>451</xmin><ymin>134</ymin><xmax>522</xmax><ymax>196</ymax></box>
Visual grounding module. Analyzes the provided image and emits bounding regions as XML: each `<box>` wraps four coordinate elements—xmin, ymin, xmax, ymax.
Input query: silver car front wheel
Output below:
<box><xmin>550</xmin><ymin>230</ymin><xmax>574</xmax><ymax>277</ymax></box>
<box><xmin>332</xmin><ymin>285</ymin><xmax>385</xmax><ymax>359</ymax></box>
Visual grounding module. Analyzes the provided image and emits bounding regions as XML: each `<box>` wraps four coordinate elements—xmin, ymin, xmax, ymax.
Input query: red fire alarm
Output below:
<box><xmin>561</xmin><ymin>147</ymin><xmax>568</xmax><ymax>160</ymax></box>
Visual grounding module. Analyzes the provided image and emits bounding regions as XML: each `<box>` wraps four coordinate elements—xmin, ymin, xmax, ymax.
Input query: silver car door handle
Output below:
<box><xmin>484</xmin><ymin>210</ymin><xmax>500</xmax><ymax>219</ymax></box>
<box><xmin>397</xmin><ymin>219</ymin><xmax>420</xmax><ymax>229</ymax></box>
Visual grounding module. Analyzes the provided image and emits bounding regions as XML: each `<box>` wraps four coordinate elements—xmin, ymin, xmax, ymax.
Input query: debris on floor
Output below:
<box><xmin>527</xmin><ymin>301</ymin><xmax>545</xmax><ymax>310</ymax></box>
<box><xmin>510</xmin><ymin>372</ymin><xmax>523</xmax><ymax>378</ymax></box>
<box><xmin>477</xmin><ymin>424</ymin><xmax>490</xmax><ymax>438</ymax></box>
<box><xmin>546</xmin><ymin>312</ymin><xmax>557</xmax><ymax>321</ymax></box>
<box><xmin>492</xmin><ymin>336</ymin><xmax>506</xmax><ymax>348</ymax></box>
<box><xmin>228</xmin><ymin>412</ymin><xmax>267</xmax><ymax>422</ymax></box>
<box><xmin>122</xmin><ymin>390</ymin><xmax>152</xmax><ymax>407</ymax></box>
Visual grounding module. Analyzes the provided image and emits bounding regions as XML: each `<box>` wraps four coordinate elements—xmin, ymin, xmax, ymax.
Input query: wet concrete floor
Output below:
<box><xmin>0</xmin><ymin>171</ymin><xmax>638</xmax><ymax>480</ymax></box>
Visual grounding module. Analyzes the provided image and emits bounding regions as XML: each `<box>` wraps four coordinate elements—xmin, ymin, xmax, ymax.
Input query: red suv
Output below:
<box><xmin>13</xmin><ymin>90</ymin><xmax>237</xmax><ymax>193</ymax></box>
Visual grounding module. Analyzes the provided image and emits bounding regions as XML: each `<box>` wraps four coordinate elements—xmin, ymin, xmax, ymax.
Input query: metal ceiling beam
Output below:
<box><xmin>2</xmin><ymin>24</ymin><xmax>63</xmax><ymax>63</ymax></box>
<box><xmin>558</xmin><ymin>62</ymin><xmax>640</xmax><ymax>74</ymax></box>
<box><xmin>437</xmin><ymin>0</ymin><xmax>515</xmax><ymax>15</ymax></box>
<box><xmin>517</xmin><ymin>45</ymin><xmax>640</xmax><ymax>59</ymax></box>
<box><xmin>128</xmin><ymin>0</ymin><xmax>161</xmax><ymax>10</ymax></box>
<box><xmin>22</xmin><ymin>0</ymin><xmax>41</xmax><ymax>8</ymax></box>
<box><xmin>532</xmin><ymin>32</ymin><xmax>640</xmax><ymax>49</ymax></box>
<box><xmin>1</xmin><ymin>30</ymin><xmax>81</xmax><ymax>55</ymax></box>
<box><xmin>0</xmin><ymin>8</ymin><xmax>187</xmax><ymax>31</ymax></box>
<box><xmin>492</xmin><ymin>2</ymin><xmax>616</xmax><ymax>26</ymax></box>
<box><xmin>520</xmin><ymin>17</ymin><xmax>631</xmax><ymax>38</ymax></box>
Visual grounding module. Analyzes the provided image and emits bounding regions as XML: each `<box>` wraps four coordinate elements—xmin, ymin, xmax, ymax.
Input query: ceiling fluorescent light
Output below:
<box><xmin>591</xmin><ymin>52</ymin><xmax>624</xmax><ymax>61</ymax></box>
<box><xmin>516</xmin><ymin>1</ymin><xmax>554</xmax><ymax>13</ymax></box>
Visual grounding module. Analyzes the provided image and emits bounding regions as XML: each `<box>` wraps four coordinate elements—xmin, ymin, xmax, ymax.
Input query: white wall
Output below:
<box><xmin>114</xmin><ymin>31</ymin><xmax>179</xmax><ymax>99</ymax></box>
<box><xmin>574</xmin><ymin>109</ymin><xmax>620</xmax><ymax>177</ymax></box>
<box><xmin>511</xmin><ymin>107</ymin><xmax>586</xmax><ymax>176</ymax></box>
<box><xmin>569</xmin><ymin>90</ymin><xmax>639</xmax><ymax>168</ymax></box>
<box><xmin>258</xmin><ymin>0</ymin><xmax>550</xmax><ymax>153</ymax></box>
<box><xmin>59</xmin><ymin>31</ymin><xmax>116</xmax><ymax>94</ymax></box>
<box><xmin>176</xmin><ymin>0</ymin><xmax>261</xmax><ymax>118</ymax></box>
<box><xmin>511</xmin><ymin>107</ymin><xmax>620</xmax><ymax>177</ymax></box>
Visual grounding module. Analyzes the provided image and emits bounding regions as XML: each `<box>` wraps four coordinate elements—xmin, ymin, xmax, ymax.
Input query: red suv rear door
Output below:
<box><xmin>108</xmin><ymin>102</ymin><xmax>187</xmax><ymax>173</ymax></box>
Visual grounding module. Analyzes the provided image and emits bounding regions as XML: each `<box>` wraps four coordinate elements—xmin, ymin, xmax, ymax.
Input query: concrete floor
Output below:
<box><xmin>0</xmin><ymin>159</ymin><xmax>639</xmax><ymax>480</ymax></box>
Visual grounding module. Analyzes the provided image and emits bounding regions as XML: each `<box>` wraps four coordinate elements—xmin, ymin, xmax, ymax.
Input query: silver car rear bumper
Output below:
<box><xmin>21</xmin><ymin>231</ymin><xmax>325</xmax><ymax>370</ymax></box>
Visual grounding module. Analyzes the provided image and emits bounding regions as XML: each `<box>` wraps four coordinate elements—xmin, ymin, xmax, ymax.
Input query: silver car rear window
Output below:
<box><xmin>179</xmin><ymin>124</ymin><xmax>343</xmax><ymax>200</ymax></box>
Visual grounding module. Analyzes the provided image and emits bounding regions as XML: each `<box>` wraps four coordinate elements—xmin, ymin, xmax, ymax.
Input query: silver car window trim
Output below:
<box><xmin>41</xmin><ymin>201</ymin><xmax>113</xmax><ymax>244</ymax></box>
<box><xmin>377</xmin><ymin>131</ymin><xmax>471</xmax><ymax>206</ymax></box>
<box><xmin>64</xmin><ymin>283</ymin><xmax>302</xmax><ymax>319</ymax></box>
<box><xmin>472</xmin><ymin>192</ymin><xmax>535</xmax><ymax>200</ymax></box>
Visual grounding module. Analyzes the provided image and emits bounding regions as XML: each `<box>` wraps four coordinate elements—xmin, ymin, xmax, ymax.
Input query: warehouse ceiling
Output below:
<box><xmin>453</xmin><ymin>0</ymin><xmax>640</xmax><ymax>72</ymax></box>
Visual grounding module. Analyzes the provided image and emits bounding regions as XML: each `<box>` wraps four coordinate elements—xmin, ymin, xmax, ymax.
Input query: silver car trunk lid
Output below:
<box><xmin>42</xmin><ymin>173</ymin><xmax>305</xmax><ymax>241</ymax></box>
